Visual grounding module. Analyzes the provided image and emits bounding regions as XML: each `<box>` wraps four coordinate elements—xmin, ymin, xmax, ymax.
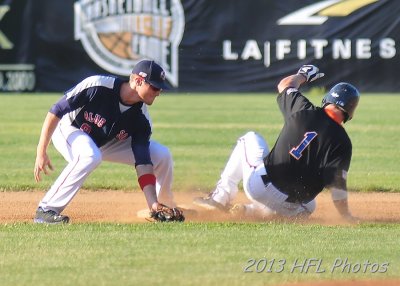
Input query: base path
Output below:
<box><xmin>1</xmin><ymin>191</ymin><xmax>400</xmax><ymax>224</ymax></box>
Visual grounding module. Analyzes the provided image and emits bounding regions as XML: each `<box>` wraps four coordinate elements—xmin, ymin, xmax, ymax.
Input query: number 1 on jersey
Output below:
<box><xmin>289</xmin><ymin>131</ymin><xmax>318</xmax><ymax>160</ymax></box>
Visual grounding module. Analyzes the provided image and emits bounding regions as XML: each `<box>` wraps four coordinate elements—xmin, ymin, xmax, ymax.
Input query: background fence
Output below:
<box><xmin>1</xmin><ymin>0</ymin><xmax>399</xmax><ymax>92</ymax></box>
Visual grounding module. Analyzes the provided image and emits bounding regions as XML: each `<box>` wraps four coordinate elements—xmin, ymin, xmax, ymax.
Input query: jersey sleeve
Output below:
<box><xmin>277</xmin><ymin>87</ymin><xmax>315</xmax><ymax>120</ymax></box>
<box><xmin>131</xmin><ymin>122</ymin><xmax>153</xmax><ymax>167</ymax></box>
<box><xmin>49</xmin><ymin>96</ymin><xmax>72</xmax><ymax>118</ymax></box>
<box><xmin>49</xmin><ymin>88</ymin><xmax>91</xmax><ymax>118</ymax></box>
<box><xmin>68</xmin><ymin>76</ymin><xmax>118</xmax><ymax>108</ymax></box>
<box><xmin>131</xmin><ymin>140</ymin><xmax>152</xmax><ymax>166</ymax></box>
<box><xmin>323</xmin><ymin>144</ymin><xmax>352</xmax><ymax>190</ymax></box>
<box><xmin>49</xmin><ymin>76</ymin><xmax>113</xmax><ymax>118</ymax></box>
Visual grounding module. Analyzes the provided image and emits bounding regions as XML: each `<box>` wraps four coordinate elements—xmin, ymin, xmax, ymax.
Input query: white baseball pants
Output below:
<box><xmin>211</xmin><ymin>131</ymin><xmax>316</xmax><ymax>218</ymax></box>
<box><xmin>38</xmin><ymin>125</ymin><xmax>175</xmax><ymax>214</ymax></box>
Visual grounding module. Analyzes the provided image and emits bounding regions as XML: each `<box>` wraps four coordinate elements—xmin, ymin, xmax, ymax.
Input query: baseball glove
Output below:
<box><xmin>149</xmin><ymin>204</ymin><xmax>185</xmax><ymax>222</ymax></box>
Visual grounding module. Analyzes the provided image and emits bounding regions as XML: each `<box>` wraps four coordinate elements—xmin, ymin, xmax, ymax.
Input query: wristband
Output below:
<box><xmin>138</xmin><ymin>174</ymin><xmax>156</xmax><ymax>190</ymax></box>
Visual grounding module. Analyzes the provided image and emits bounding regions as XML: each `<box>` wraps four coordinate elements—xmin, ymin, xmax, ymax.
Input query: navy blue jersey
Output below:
<box><xmin>264</xmin><ymin>87</ymin><xmax>352</xmax><ymax>203</ymax></box>
<box><xmin>50</xmin><ymin>75</ymin><xmax>152</xmax><ymax>166</ymax></box>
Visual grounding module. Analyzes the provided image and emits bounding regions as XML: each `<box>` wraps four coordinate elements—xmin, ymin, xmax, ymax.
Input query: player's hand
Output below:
<box><xmin>34</xmin><ymin>152</ymin><xmax>54</xmax><ymax>182</ymax></box>
<box><xmin>297</xmin><ymin>65</ymin><xmax>324</xmax><ymax>82</ymax></box>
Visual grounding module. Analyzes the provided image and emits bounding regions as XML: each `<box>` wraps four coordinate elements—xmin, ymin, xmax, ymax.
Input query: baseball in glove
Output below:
<box><xmin>149</xmin><ymin>204</ymin><xmax>185</xmax><ymax>222</ymax></box>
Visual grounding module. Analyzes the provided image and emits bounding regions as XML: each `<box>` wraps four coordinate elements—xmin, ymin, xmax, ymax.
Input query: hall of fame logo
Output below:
<box><xmin>74</xmin><ymin>0</ymin><xmax>185</xmax><ymax>87</ymax></box>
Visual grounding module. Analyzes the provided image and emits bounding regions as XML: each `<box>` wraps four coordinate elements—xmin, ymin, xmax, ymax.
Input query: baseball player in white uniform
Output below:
<box><xmin>34</xmin><ymin>60</ymin><xmax>181</xmax><ymax>224</ymax></box>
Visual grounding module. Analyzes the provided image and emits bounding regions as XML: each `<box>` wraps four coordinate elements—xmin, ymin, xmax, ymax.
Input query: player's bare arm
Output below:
<box><xmin>333</xmin><ymin>199</ymin><xmax>359</xmax><ymax>222</ymax></box>
<box><xmin>34</xmin><ymin>112</ymin><xmax>61</xmax><ymax>182</ymax></box>
<box><xmin>277</xmin><ymin>74</ymin><xmax>307</xmax><ymax>93</ymax></box>
<box><xmin>136</xmin><ymin>163</ymin><xmax>185</xmax><ymax>222</ymax></box>
<box><xmin>330</xmin><ymin>187</ymin><xmax>359</xmax><ymax>222</ymax></box>
<box><xmin>135</xmin><ymin>164</ymin><xmax>160</xmax><ymax>210</ymax></box>
<box><xmin>277</xmin><ymin>64</ymin><xmax>325</xmax><ymax>93</ymax></box>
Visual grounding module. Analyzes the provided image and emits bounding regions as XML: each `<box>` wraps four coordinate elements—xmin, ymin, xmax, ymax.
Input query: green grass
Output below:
<box><xmin>0</xmin><ymin>94</ymin><xmax>400</xmax><ymax>285</ymax></box>
<box><xmin>0</xmin><ymin>93</ymin><xmax>399</xmax><ymax>192</ymax></box>
<box><xmin>0</xmin><ymin>222</ymin><xmax>398</xmax><ymax>286</ymax></box>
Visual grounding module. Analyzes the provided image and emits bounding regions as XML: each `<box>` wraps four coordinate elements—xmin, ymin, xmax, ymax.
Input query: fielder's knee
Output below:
<box><xmin>241</xmin><ymin>131</ymin><xmax>257</xmax><ymax>140</ymax></box>
<box><xmin>151</xmin><ymin>143</ymin><xmax>173</xmax><ymax>167</ymax></box>
<box><xmin>82</xmin><ymin>151</ymin><xmax>102</xmax><ymax>170</ymax></box>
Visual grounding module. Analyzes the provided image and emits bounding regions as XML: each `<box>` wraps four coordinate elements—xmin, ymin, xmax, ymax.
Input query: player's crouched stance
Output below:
<box><xmin>194</xmin><ymin>65</ymin><xmax>360</xmax><ymax>222</ymax></box>
<box><xmin>33</xmin><ymin>60</ymin><xmax>184</xmax><ymax>224</ymax></box>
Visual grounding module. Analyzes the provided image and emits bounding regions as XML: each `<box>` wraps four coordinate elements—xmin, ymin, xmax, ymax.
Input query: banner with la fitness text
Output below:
<box><xmin>1</xmin><ymin>0</ymin><xmax>399</xmax><ymax>92</ymax></box>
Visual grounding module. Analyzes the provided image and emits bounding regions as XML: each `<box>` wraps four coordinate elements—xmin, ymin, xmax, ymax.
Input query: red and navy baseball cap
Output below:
<box><xmin>131</xmin><ymin>60</ymin><xmax>169</xmax><ymax>90</ymax></box>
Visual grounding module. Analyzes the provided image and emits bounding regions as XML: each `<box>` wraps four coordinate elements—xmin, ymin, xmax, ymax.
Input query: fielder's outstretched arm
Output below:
<box><xmin>34</xmin><ymin>112</ymin><xmax>61</xmax><ymax>182</ymax></box>
<box><xmin>136</xmin><ymin>164</ymin><xmax>162</xmax><ymax>211</ymax></box>
<box><xmin>136</xmin><ymin>164</ymin><xmax>185</xmax><ymax>222</ymax></box>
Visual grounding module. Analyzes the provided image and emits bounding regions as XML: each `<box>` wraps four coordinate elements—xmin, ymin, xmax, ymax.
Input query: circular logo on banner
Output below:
<box><xmin>74</xmin><ymin>0</ymin><xmax>185</xmax><ymax>87</ymax></box>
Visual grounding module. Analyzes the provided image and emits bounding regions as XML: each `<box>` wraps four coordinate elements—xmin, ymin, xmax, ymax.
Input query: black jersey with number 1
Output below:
<box><xmin>264</xmin><ymin>87</ymin><xmax>352</xmax><ymax>203</ymax></box>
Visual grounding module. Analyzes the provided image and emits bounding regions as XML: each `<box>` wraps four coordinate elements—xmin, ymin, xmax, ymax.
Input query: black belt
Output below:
<box><xmin>260</xmin><ymin>174</ymin><xmax>299</xmax><ymax>203</ymax></box>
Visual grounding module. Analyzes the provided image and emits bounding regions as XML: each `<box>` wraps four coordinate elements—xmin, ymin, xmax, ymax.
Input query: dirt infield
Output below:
<box><xmin>1</xmin><ymin>191</ymin><xmax>399</xmax><ymax>224</ymax></box>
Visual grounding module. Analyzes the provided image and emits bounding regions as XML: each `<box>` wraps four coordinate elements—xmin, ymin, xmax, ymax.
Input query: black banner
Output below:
<box><xmin>0</xmin><ymin>0</ymin><xmax>35</xmax><ymax>91</ymax></box>
<box><xmin>1</xmin><ymin>0</ymin><xmax>399</xmax><ymax>92</ymax></box>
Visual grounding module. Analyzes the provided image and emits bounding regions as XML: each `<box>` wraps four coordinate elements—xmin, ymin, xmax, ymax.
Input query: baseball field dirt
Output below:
<box><xmin>1</xmin><ymin>191</ymin><xmax>399</xmax><ymax>224</ymax></box>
